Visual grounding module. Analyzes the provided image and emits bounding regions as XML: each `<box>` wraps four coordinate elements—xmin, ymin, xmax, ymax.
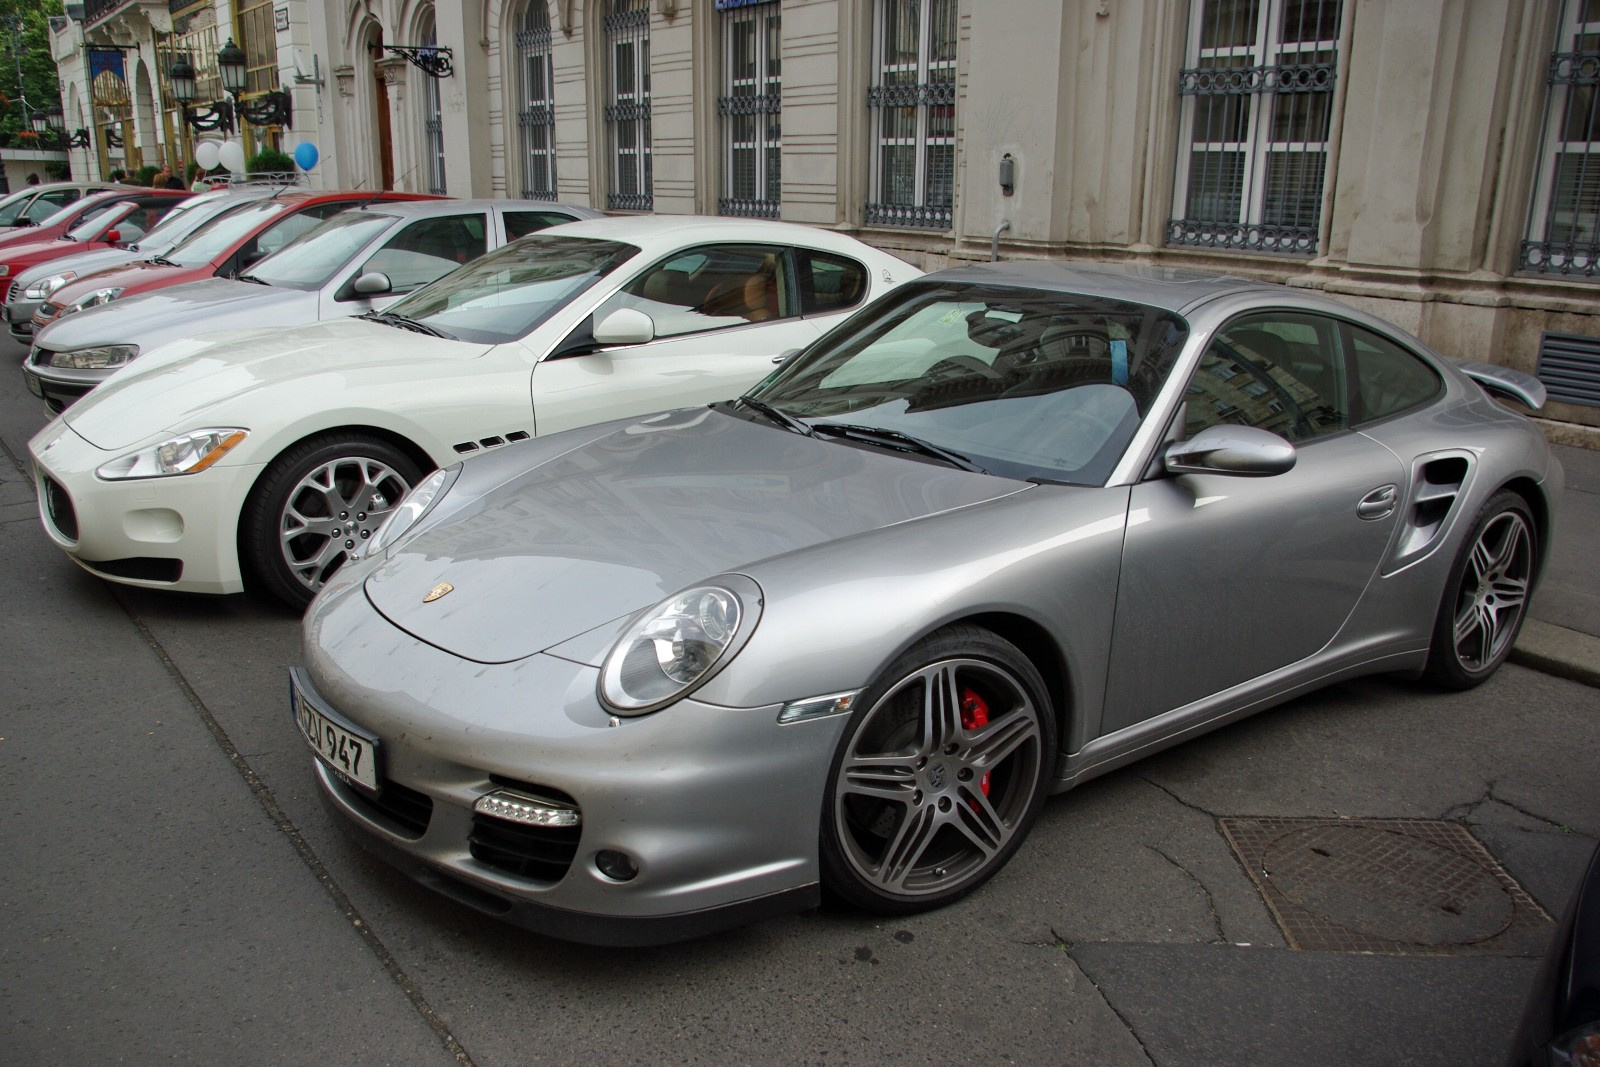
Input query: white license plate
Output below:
<box><xmin>295</xmin><ymin>688</ymin><xmax>379</xmax><ymax>793</ymax></box>
<box><xmin>25</xmin><ymin>373</ymin><xmax>41</xmax><ymax>398</ymax></box>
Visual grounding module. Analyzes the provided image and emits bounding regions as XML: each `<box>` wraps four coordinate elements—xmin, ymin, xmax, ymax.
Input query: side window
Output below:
<box><xmin>1184</xmin><ymin>313</ymin><xmax>1348</xmax><ymax>444</ymax></box>
<box><xmin>240</xmin><ymin>211</ymin><xmax>330</xmax><ymax>267</ymax></box>
<box><xmin>591</xmin><ymin>243</ymin><xmax>793</xmax><ymax>338</ymax></box>
<box><xmin>1344</xmin><ymin>323</ymin><xmax>1441</xmax><ymax>424</ymax></box>
<box><xmin>505</xmin><ymin>211</ymin><xmax>579</xmax><ymax>239</ymax></box>
<box><xmin>27</xmin><ymin>191</ymin><xmax>77</xmax><ymax>222</ymax></box>
<box><xmin>357</xmin><ymin>214</ymin><xmax>489</xmax><ymax>295</ymax></box>
<box><xmin>69</xmin><ymin>202</ymin><xmax>116</xmax><ymax>230</ymax></box>
<box><xmin>799</xmin><ymin>251</ymin><xmax>868</xmax><ymax>315</ymax></box>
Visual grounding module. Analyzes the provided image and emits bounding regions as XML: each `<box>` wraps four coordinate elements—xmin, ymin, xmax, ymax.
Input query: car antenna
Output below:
<box><xmin>353</xmin><ymin>164</ymin><xmax>419</xmax><ymax>211</ymax></box>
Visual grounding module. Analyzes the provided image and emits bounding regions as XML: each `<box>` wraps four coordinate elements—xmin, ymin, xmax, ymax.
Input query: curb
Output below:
<box><xmin>1512</xmin><ymin>618</ymin><xmax>1600</xmax><ymax>689</ymax></box>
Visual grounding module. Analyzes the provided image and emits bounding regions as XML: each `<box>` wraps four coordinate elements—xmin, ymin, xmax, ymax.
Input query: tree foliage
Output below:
<box><xmin>0</xmin><ymin>1</ymin><xmax>67</xmax><ymax>148</ymax></box>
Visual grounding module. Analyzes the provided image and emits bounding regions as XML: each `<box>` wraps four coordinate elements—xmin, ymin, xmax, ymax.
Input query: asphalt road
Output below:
<box><xmin>1</xmin><ymin>329</ymin><xmax>1596</xmax><ymax>1066</ymax></box>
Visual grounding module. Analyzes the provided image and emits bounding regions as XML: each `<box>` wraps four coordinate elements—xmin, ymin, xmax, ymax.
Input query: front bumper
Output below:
<box><xmin>28</xmin><ymin>418</ymin><xmax>261</xmax><ymax>594</ymax></box>
<box><xmin>297</xmin><ymin>582</ymin><xmax>848</xmax><ymax>944</ymax></box>
<box><xmin>5</xmin><ymin>293</ymin><xmax>40</xmax><ymax>337</ymax></box>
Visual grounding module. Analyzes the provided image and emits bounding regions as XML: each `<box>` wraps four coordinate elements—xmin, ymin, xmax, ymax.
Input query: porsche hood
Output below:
<box><xmin>364</xmin><ymin>408</ymin><xmax>1028</xmax><ymax>664</ymax></box>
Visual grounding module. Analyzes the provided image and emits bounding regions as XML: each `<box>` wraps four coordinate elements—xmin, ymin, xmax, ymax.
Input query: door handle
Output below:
<box><xmin>1357</xmin><ymin>484</ymin><xmax>1398</xmax><ymax>520</ymax></box>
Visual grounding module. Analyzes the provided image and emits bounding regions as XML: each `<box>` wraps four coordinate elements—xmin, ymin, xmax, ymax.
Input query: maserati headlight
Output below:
<box><xmin>46</xmin><ymin>344</ymin><xmax>138</xmax><ymax>370</ymax></box>
<box><xmin>67</xmin><ymin>286</ymin><xmax>125</xmax><ymax>311</ymax></box>
<box><xmin>22</xmin><ymin>272</ymin><xmax>76</xmax><ymax>300</ymax></box>
<box><xmin>96</xmin><ymin>428</ymin><xmax>249</xmax><ymax>480</ymax></box>
<box><xmin>367</xmin><ymin>465</ymin><xmax>458</xmax><ymax>556</ymax></box>
<box><xmin>599</xmin><ymin>575</ymin><xmax>763</xmax><ymax>715</ymax></box>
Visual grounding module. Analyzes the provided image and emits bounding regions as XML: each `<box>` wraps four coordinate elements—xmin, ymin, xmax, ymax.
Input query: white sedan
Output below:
<box><xmin>28</xmin><ymin>216</ymin><xmax>920</xmax><ymax>606</ymax></box>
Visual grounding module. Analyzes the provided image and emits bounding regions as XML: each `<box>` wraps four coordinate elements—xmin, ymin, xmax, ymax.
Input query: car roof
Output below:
<box><xmin>914</xmin><ymin>260</ymin><xmax>1287</xmax><ymax>315</ymax></box>
<box><xmin>328</xmin><ymin>198</ymin><xmax>603</xmax><ymax>220</ymax></box>
<box><xmin>536</xmin><ymin>214</ymin><xmax>876</xmax><ymax>247</ymax></box>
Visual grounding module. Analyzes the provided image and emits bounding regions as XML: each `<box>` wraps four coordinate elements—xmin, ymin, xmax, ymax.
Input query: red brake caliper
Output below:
<box><xmin>959</xmin><ymin>687</ymin><xmax>992</xmax><ymax>805</ymax></box>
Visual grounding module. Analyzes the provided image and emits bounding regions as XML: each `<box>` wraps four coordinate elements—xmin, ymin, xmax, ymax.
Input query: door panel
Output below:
<box><xmin>1101</xmin><ymin>431</ymin><xmax>1404</xmax><ymax>733</ymax></box>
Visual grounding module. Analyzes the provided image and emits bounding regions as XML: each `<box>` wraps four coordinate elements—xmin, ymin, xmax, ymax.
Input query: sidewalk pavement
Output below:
<box><xmin>1513</xmin><ymin>442</ymin><xmax>1600</xmax><ymax>687</ymax></box>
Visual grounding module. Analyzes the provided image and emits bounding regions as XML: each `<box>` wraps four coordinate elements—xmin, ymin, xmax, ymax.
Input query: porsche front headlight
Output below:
<box><xmin>67</xmin><ymin>286</ymin><xmax>125</xmax><ymax>311</ymax></box>
<box><xmin>600</xmin><ymin>575</ymin><xmax>762</xmax><ymax>715</ymax></box>
<box><xmin>46</xmin><ymin>344</ymin><xmax>138</xmax><ymax>370</ymax></box>
<box><xmin>367</xmin><ymin>465</ymin><xmax>458</xmax><ymax>556</ymax></box>
<box><xmin>22</xmin><ymin>272</ymin><xmax>75</xmax><ymax>300</ymax></box>
<box><xmin>96</xmin><ymin>428</ymin><xmax>249</xmax><ymax>480</ymax></box>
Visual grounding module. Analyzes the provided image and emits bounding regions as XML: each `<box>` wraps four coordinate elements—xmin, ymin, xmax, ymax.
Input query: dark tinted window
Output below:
<box><xmin>1345</xmin><ymin>323</ymin><xmax>1441</xmax><ymax>424</ymax></box>
<box><xmin>800</xmin><ymin>250</ymin><xmax>868</xmax><ymax>315</ymax></box>
<box><xmin>1184</xmin><ymin>313</ymin><xmax>1348</xmax><ymax>443</ymax></box>
<box><xmin>505</xmin><ymin>210</ymin><xmax>580</xmax><ymax>239</ymax></box>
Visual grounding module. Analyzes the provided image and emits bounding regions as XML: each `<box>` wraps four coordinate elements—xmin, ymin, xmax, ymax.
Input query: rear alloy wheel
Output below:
<box><xmin>820</xmin><ymin>625</ymin><xmax>1055</xmax><ymax>913</ymax></box>
<box><xmin>242</xmin><ymin>434</ymin><xmax>423</xmax><ymax>609</ymax></box>
<box><xmin>1423</xmin><ymin>490</ymin><xmax>1536</xmax><ymax>689</ymax></box>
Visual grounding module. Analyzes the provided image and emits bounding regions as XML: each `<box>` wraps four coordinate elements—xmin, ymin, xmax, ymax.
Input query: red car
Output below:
<box><xmin>0</xmin><ymin>190</ymin><xmax>191</xmax><ymax>301</ymax></box>
<box><xmin>33</xmin><ymin>190</ymin><xmax>439</xmax><ymax>330</ymax></box>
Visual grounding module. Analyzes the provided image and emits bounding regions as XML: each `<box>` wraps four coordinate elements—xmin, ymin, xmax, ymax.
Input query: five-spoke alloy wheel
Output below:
<box><xmin>821</xmin><ymin>625</ymin><xmax>1055</xmax><ymax>913</ymax></box>
<box><xmin>1424</xmin><ymin>490</ymin><xmax>1537</xmax><ymax>689</ymax></box>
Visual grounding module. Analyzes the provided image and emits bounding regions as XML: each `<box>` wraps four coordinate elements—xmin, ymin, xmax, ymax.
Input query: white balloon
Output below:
<box><xmin>218</xmin><ymin>141</ymin><xmax>246</xmax><ymax>173</ymax></box>
<box><xmin>194</xmin><ymin>141</ymin><xmax>221</xmax><ymax>170</ymax></box>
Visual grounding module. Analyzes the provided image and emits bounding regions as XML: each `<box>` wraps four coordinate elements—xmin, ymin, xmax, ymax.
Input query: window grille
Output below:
<box><xmin>1522</xmin><ymin>0</ymin><xmax>1600</xmax><ymax>276</ymax></box>
<box><xmin>515</xmin><ymin>3</ymin><xmax>558</xmax><ymax>200</ymax></box>
<box><xmin>605</xmin><ymin>0</ymin><xmax>652</xmax><ymax>212</ymax></box>
<box><xmin>865</xmin><ymin>0</ymin><xmax>956</xmax><ymax>230</ymax></box>
<box><xmin>718</xmin><ymin>0</ymin><xmax>781</xmax><ymax>219</ymax></box>
<box><xmin>421</xmin><ymin>21</ymin><xmax>447</xmax><ymax>195</ymax></box>
<box><xmin>1168</xmin><ymin>0</ymin><xmax>1342</xmax><ymax>256</ymax></box>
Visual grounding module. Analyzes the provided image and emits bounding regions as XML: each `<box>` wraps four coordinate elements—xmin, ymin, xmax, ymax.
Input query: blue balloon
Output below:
<box><xmin>293</xmin><ymin>142</ymin><xmax>319</xmax><ymax>171</ymax></box>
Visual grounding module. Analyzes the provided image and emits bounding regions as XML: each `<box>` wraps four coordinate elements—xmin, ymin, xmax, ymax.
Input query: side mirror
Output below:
<box><xmin>104</xmin><ymin>229</ymin><xmax>122</xmax><ymax>244</ymax></box>
<box><xmin>592</xmin><ymin>307</ymin><xmax>655</xmax><ymax>346</ymax></box>
<box><xmin>1164</xmin><ymin>425</ymin><xmax>1296</xmax><ymax>477</ymax></box>
<box><xmin>352</xmin><ymin>272</ymin><xmax>393</xmax><ymax>296</ymax></box>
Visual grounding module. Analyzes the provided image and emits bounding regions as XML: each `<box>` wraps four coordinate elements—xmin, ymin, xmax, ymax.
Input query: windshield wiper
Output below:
<box><xmin>149</xmin><ymin>254</ymin><xmax>180</xmax><ymax>266</ymax></box>
<box><xmin>811</xmin><ymin>422</ymin><xmax>989</xmax><ymax>474</ymax></box>
<box><xmin>361</xmin><ymin>310</ymin><xmax>454</xmax><ymax>340</ymax></box>
<box><xmin>737</xmin><ymin>395</ymin><xmax>815</xmax><ymax>437</ymax></box>
<box><xmin>235</xmin><ymin>273</ymin><xmax>269</xmax><ymax>285</ymax></box>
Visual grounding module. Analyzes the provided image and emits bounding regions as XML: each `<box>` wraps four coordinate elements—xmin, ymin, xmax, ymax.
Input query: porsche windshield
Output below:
<box><xmin>748</xmin><ymin>282</ymin><xmax>1190</xmax><ymax>485</ymax></box>
<box><xmin>380</xmin><ymin>235</ymin><xmax>637</xmax><ymax>344</ymax></box>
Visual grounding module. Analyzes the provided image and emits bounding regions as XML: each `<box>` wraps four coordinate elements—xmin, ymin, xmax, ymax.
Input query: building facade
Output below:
<box><xmin>45</xmin><ymin>0</ymin><xmax>1600</xmax><ymax>436</ymax></box>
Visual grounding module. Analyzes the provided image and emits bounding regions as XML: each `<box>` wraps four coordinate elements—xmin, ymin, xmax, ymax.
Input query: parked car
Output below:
<box><xmin>0</xmin><ymin>191</ymin><xmax>192</xmax><ymax>306</ymax></box>
<box><xmin>3</xmin><ymin>186</ymin><xmax>277</xmax><ymax>340</ymax></box>
<box><xmin>23</xmin><ymin>198</ymin><xmax>601</xmax><ymax>411</ymax></box>
<box><xmin>0</xmin><ymin>180</ymin><xmax>117</xmax><ymax>233</ymax></box>
<box><xmin>0</xmin><ymin>186</ymin><xmax>183</xmax><ymax>253</ymax></box>
<box><xmin>25</xmin><ymin>188</ymin><xmax>440</xmax><ymax>340</ymax></box>
<box><xmin>1505</xmin><ymin>841</ymin><xmax>1600</xmax><ymax>1067</ymax></box>
<box><xmin>282</xmin><ymin>262</ymin><xmax>1560</xmax><ymax>946</ymax></box>
<box><xmin>27</xmin><ymin>216</ymin><xmax>920</xmax><ymax>606</ymax></box>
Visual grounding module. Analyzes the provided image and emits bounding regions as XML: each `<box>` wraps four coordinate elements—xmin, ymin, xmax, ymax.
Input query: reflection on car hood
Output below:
<box><xmin>365</xmin><ymin>408</ymin><xmax>1028</xmax><ymax>663</ymax></box>
<box><xmin>43</xmin><ymin>260</ymin><xmax>196</xmax><ymax>309</ymax></box>
<box><xmin>62</xmin><ymin>318</ymin><xmax>488</xmax><ymax>451</ymax></box>
<box><xmin>11</xmin><ymin>246</ymin><xmax>141</xmax><ymax>288</ymax></box>
<box><xmin>38</xmin><ymin>278</ymin><xmax>319</xmax><ymax>350</ymax></box>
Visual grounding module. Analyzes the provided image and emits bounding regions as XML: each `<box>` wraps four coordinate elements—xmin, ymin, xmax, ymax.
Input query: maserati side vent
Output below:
<box><xmin>1536</xmin><ymin>332</ymin><xmax>1600</xmax><ymax>408</ymax></box>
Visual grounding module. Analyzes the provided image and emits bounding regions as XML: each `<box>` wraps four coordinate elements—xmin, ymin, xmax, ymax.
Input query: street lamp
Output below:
<box><xmin>28</xmin><ymin>105</ymin><xmax>48</xmax><ymax>135</ymax></box>
<box><xmin>170</xmin><ymin>51</ymin><xmax>234</xmax><ymax>134</ymax></box>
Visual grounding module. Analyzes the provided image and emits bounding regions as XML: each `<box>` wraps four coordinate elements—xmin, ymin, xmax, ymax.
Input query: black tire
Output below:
<box><xmin>1422</xmin><ymin>490</ymin><xmax>1537</xmax><ymax>689</ymax></box>
<box><xmin>240</xmin><ymin>433</ymin><xmax>424</xmax><ymax>609</ymax></box>
<box><xmin>819</xmin><ymin>624</ymin><xmax>1056</xmax><ymax>914</ymax></box>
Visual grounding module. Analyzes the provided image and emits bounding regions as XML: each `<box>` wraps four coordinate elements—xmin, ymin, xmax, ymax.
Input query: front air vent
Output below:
<box><xmin>1536</xmin><ymin>332</ymin><xmax>1600</xmax><ymax>408</ymax></box>
<box><xmin>340</xmin><ymin>776</ymin><xmax>433</xmax><ymax>838</ymax></box>
<box><xmin>469</xmin><ymin>776</ymin><xmax>581</xmax><ymax>882</ymax></box>
<box><xmin>42</xmin><ymin>474</ymin><xmax>77</xmax><ymax>540</ymax></box>
<box><xmin>452</xmin><ymin>430</ymin><xmax>532</xmax><ymax>456</ymax></box>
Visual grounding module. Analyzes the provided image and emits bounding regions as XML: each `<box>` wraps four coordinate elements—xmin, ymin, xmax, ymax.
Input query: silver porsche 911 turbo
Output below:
<box><xmin>294</xmin><ymin>262</ymin><xmax>1562</xmax><ymax>945</ymax></box>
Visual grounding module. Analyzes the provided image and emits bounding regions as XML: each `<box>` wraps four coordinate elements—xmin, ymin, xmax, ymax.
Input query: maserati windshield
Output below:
<box><xmin>748</xmin><ymin>282</ymin><xmax>1190</xmax><ymax>485</ymax></box>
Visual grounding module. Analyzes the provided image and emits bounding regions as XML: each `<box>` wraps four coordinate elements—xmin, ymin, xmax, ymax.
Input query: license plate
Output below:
<box><xmin>25</xmin><ymin>373</ymin><xmax>41</xmax><ymax>398</ymax></box>
<box><xmin>293</xmin><ymin>681</ymin><xmax>379</xmax><ymax>793</ymax></box>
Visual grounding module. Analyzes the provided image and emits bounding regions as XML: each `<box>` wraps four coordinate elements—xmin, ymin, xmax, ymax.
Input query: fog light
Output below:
<box><xmin>473</xmin><ymin>790</ymin><xmax>580</xmax><ymax>827</ymax></box>
<box><xmin>595</xmin><ymin>849</ymin><xmax>638</xmax><ymax>882</ymax></box>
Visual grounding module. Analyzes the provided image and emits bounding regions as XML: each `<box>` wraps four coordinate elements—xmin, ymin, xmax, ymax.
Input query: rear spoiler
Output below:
<box><xmin>1454</xmin><ymin>361</ymin><xmax>1547</xmax><ymax>411</ymax></box>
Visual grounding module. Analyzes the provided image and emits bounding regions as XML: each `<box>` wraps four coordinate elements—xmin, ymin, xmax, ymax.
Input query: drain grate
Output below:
<box><xmin>1222</xmin><ymin>817</ymin><xmax>1553</xmax><ymax>955</ymax></box>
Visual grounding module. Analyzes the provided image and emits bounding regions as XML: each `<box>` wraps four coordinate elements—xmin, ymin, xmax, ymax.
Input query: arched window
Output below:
<box><xmin>515</xmin><ymin>3</ymin><xmax>558</xmax><ymax>199</ymax></box>
<box><xmin>605</xmin><ymin>0</ymin><xmax>651</xmax><ymax>211</ymax></box>
<box><xmin>420</xmin><ymin>15</ymin><xmax>446</xmax><ymax>195</ymax></box>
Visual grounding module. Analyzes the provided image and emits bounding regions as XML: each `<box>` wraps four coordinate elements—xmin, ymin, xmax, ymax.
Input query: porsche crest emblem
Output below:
<box><xmin>422</xmin><ymin>582</ymin><xmax>454</xmax><ymax>603</ymax></box>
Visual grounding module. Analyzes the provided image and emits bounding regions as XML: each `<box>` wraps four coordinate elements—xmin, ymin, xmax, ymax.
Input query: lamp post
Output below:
<box><xmin>172</xmin><ymin>39</ymin><xmax>290</xmax><ymax>143</ymax></box>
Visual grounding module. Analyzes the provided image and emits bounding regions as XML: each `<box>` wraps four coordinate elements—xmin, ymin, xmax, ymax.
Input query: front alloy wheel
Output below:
<box><xmin>821</xmin><ymin>625</ymin><xmax>1055</xmax><ymax>913</ymax></box>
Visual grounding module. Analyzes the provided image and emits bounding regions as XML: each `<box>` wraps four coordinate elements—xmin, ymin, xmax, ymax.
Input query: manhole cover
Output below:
<box><xmin>1263</xmin><ymin>824</ymin><xmax>1512</xmax><ymax>945</ymax></box>
<box><xmin>1222</xmin><ymin>817</ymin><xmax>1552</xmax><ymax>955</ymax></box>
